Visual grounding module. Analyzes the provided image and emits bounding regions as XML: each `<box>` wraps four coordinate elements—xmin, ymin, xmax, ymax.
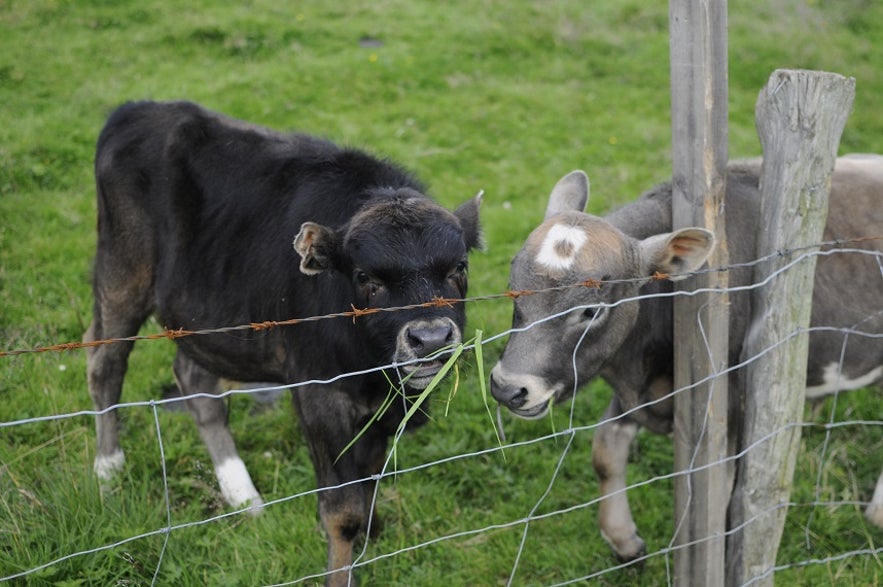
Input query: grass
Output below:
<box><xmin>1</xmin><ymin>0</ymin><xmax>882</xmax><ymax>585</ymax></box>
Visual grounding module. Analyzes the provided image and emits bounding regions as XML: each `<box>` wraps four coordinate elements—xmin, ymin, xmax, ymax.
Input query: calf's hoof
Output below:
<box><xmin>865</xmin><ymin>474</ymin><xmax>883</xmax><ymax>527</ymax></box>
<box><xmin>216</xmin><ymin>457</ymin><xmax>263</xmax><ymax>513</ymax></box>
<box><xmin>866</xmin><ymin>503</ymin><xmax>883</xmax><ymax>527</ymax></box>
<box><xmin>602</xmin><ymin>530</ymin><xmax>647</xmax><ymax>564</ymax></box>
<box><xmin>94</xmin><ymin>450</ymin><xmax>126</xmax><ymax>489</ymax></box>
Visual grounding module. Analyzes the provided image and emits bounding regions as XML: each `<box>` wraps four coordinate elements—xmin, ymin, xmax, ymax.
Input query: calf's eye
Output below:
<box><xmin>447</xmin><ymin>261</ymin><xmax>468</xmax><ymax>282</ymax></box>
<box><xmin>354</xmin><ymin>271</ymin><xmax>382</xmax><ymax>298</ymax></box>
<box><xmin>581</xmin><ymin>306</ymin><xmax>605</xmax><ymax>322</ymax></box>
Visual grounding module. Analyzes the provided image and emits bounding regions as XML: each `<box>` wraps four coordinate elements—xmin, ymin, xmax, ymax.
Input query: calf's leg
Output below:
<box><xmin>294</xmin><ymin>385</ymin><xmax>387</xmax><ymax>587</ymax></box>
<box><xmin>86</xmin><ymin>314</ymin><xmax>141</xmax><ymax>481</ymax></box>
<box><xmin>86</xmin><ymin>222</ymin><xmax>155</xmax><ymax>483</ymax></box>
<box><xmin>592</xmin><ymin>398</ymin><xmax>646</xmax><ymax>561</ymax></box>
<box><xmin>173</xmin><ymin>351</ymin><xmax>262</xmax><ymax>510</ymax></box>
<box><xmin>867</xmin><ymin>471</ymin><xmax>883</xmax><ymax>527</ymax></box>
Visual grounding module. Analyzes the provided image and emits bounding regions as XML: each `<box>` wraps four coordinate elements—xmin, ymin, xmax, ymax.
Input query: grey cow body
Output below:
<box><xmin>491</xmin><ymin>156</ymin><xmax>883</xmax><ymax>560</ymax></box>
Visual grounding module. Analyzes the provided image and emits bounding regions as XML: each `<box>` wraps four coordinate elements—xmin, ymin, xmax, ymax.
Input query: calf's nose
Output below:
<box><xmin>406</xmin><ymin>323</ymin><xmax>454</xmax><ymax>356</ymax></box>
<box><xmin>489</xmin><ymin>371</ymin><xmax>529</xmax><ymax>409</ymax></box>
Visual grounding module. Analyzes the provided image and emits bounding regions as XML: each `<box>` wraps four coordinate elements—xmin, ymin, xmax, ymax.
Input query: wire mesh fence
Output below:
<box><xmin>1</xmin><ymin>239</ymin><xmax>881</xmax><ymax>586</ymax></box>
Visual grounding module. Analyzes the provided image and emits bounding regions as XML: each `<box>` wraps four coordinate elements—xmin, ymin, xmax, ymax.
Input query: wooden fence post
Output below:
<box><xmin>669</xmin><ymin>1</ymin><xmax>729</xmax><ymax>586</ymax></box>
<box><xmin>726</xmin><ymin>69</ymin><xmax>855</xmax><ymax>587</ymax></box>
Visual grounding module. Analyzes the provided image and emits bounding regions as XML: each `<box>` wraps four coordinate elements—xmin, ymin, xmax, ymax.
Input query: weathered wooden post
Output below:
<box><xmin>669</xmin><ymin>1</ymin><xmax>729</xmax><ymax>585</ymax></box>
<box><xmin>726</xmin><ymin>69</ymin><xmax>855</xmax><ymax>587</ymax></box>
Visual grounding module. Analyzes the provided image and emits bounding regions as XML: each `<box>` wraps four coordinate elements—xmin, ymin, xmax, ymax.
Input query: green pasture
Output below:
<box><xmin>1</xmin><ymin>0</ymin><xmax>881</xmax><ymax>585</ymax></box>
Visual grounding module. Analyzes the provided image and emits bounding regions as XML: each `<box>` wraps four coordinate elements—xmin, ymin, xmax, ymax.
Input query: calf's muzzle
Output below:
<box><xmin>489</xmin><ymin>371</ymin><xmax>529</xmax><ymax>409</ymax></box>
<box><xmin>394</xmin><ymin>317</ymin><xmax>462</xmax><ymax>389</ymax></box>
<box><xmin>489</xmin><ymin>362</ymin><xmax>561</xmax><ymax>419</ymax></box>
<box><xmin>406</xmin><ymin>322</ymin><xmax>454</xmax><ymax>356</ymax></box>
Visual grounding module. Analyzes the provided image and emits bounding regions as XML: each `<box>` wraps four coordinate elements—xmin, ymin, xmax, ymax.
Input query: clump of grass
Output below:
<box><xmin>338</xmin><ymin>330</ymin><xmax>506</xmax><ymax>468</ymax></box>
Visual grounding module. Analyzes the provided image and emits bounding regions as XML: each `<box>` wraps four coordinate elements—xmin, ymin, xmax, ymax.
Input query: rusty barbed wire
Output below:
<box><xmin>1</xmin><ymin>236</ymin><xmax>880</xmax><ymax>358</ymax></box>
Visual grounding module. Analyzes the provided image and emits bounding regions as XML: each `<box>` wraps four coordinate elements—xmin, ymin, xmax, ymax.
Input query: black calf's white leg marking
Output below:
<box><xmin>215</xmin><ymin>458</ymin><xmax>262</xmax><ymax>509</ymax></box>
<box><xmin>867</xmin><ymin>472</ymin><xmax>883</xmax><ymax>527</ymax></box>
<box><xmin>94</xmin><ymin>449</ymin><xmax>126</xmax><ymax>480</ymax></box>
<box><xmin>173</xmin><ymin>353</ymin><xmax>262</xmax><ymax>510</ymax></box>
<box><xmin>85</xmin><ymin>317</ymin><xmax>140</xmax><ymax>485</ymax></box>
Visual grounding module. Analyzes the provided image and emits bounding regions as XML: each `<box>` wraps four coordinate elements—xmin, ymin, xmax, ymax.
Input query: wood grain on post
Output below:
<box><xmin>726</xmin><ymin>69</ymin><xmax>855</xmax><ymax>587</ymax></box>
<box><xmin>669</xmin><ymin>1</ymin><xmax>729</xmax><ymax>586</ymax></box>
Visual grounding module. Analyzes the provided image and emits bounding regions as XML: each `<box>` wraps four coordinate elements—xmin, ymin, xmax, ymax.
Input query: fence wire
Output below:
<box><xmin>1</xmin><ymin>239</ymin><xmax>881</xmax><ymax>585</ymax></box>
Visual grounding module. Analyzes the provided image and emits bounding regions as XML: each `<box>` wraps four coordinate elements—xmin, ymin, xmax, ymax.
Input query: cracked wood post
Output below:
<box><xmin>726</xmin><ymin>69</ymin><xmax>854</xmax><ymax>587</ymax></box>
<box><xmin>669</xmin><ymin>1</ymin><xmax>729</xmax><ymax>586</ymax></box>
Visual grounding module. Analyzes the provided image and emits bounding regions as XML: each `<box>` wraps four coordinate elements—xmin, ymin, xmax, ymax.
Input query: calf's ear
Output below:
<box><xmin>544</xmin><ymin>170</ymin><xmax>589</xmax><ymax>219</ymax></box>
<box><xmin>639</xmin><ymin>228</ymin><xmax>715</xmax><ymax>281</ymax></box>
<box><xmin>454</xmin><ymin>190</ymin><xmax>484</xmax><ymax>251</ymax></box>
<box><xmin>293</xmin><ymin>222</ymin><xmax>340</xmax><ymax>275</ymax></box>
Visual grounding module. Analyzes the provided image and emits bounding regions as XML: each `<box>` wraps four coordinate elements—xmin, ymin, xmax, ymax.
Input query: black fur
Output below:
<box><xmin>87</xmin><ymin>100</ymin><xmax>481</xmax><ymax>586</ymax></box>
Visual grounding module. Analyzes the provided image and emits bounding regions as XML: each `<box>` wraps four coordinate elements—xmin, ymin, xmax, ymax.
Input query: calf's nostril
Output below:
<box><xmin>407</xmin><ymin>324</ymin><xmax>454</xmax><ymax>356</ymax></box>
<box><xmin>489</xmin><ymin>373</ymin><xmax>530</xmax><ymax>408</ymax></box>
<box><xmin>407</xmin><ymin>330</ymin><xmax>424</xmax><ymax>352</ymax></box>
<box><xmin>510</xmin><ymin>387</ymin><xmax>529</xmax><ymax>408</ymax></box>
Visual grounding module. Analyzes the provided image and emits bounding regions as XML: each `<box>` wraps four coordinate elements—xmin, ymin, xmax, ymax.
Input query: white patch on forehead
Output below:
<box><xmin>536</xmin><ymin>223</ymin><xmax>588</xmax><ymax>271</ymax></box>
<box><xmin>805</xmin><ymin>362</ymin><xmax>883</xmax><ymax>399</ymax></box>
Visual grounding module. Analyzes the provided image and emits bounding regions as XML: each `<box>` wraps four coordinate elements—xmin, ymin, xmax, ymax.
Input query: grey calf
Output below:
<box><xmin>491</xmin><ymin>156</ymin><xmax>883</xmax><ymax>560</ymax></box>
